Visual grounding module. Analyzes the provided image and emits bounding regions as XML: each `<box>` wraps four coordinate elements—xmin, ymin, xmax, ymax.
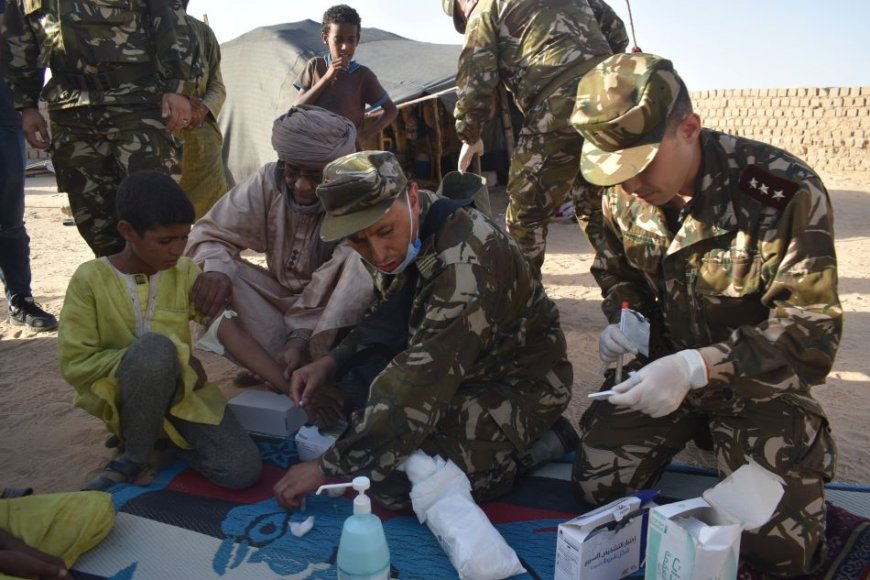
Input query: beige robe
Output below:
<box><xmin>186</xmin><ymin>163</ymin><xmax>373</xmax><ymax>358</ymax></box>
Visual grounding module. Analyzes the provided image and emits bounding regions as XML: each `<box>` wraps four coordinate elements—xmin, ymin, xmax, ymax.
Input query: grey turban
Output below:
<box><xmin>271</xmin><ymin>105</ymin><xmax>357</xmax><ymax>167</ymax></box>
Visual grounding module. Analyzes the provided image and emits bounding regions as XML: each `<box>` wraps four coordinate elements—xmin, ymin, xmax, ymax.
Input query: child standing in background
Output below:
<box><xmin>294</xmin><ymin>4</ymin><xmax>398</xmax><ymax>147</ymax></box>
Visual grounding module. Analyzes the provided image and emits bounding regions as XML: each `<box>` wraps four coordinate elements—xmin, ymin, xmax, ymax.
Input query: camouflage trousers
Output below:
<box><xmin>505</xmin><ymin>84</ymin><xmax>604</xmax><ymax>278</ymax></box>
<box><xmin>573</xmin><ymin>389</ymin><xmax>837</xmax><ymax>577</ymax></box>
<box><xmin>178</xmin><ymin>120</ymin><xmax>228</xmax><ymax>220</ymax></box>
<box><xmin>50</xmin><ymin>105</ymin><xmax>182</xmax><ymax>257</ymax></box>
<box><xmin>370</xmin><ymin>371</ymin><xmax>571</xmax><ymax>510</ymax></box>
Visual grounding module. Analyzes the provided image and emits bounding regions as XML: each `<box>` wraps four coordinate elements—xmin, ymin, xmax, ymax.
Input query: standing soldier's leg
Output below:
<box><xmin>712</xmin><ymin>397</ymin><xmax>835</xmax><ymax>576</ymax></box>
<box><xmin>109</xmin><ymin>105</ymin><xmax>182</xmax><ymax>191</ymax></box>
<box><xmin>50</xmin><ymin>109</ymin><xmax>124</xmax><ymax>257</ymax></box>
<box><xmin>573</xmin><ymin>398</ymin><xmax>702</xmax><ymax>504</ymax></box>
<box><xmin>505</xmin><ymin>129</ymin><xmax>581</xmax><ymax>277</ymax></box>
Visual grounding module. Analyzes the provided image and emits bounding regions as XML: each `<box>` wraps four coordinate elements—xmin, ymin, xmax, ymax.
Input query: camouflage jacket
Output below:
<box><xmin>320</xmin><ymin>190</ymin><xmax>572</xmax><ymax>481</ymax></box>
<box><xmin>592</xmin><ymin>130</ymin><xmax>842</xmax><ymax>407</ymax></box>
<box><xmin>454</xmin><ymin>0</ymin><xmax>627</xmax><ymax>143</ymax></box>
<box><xmin>3</xmin><ymin>0</ymin><xmax>196</xmax><ymax>111</ymax></box>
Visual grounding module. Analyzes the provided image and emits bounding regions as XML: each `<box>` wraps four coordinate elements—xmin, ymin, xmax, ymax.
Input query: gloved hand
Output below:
<box><xmin>599</xmin><ymin>324</ymin><xmax>637</xmax><ymax>363</ymax></box>
<box><xmin>458</xmin><ymin>139</ymin><xmax>484</xmax><ymax>172</ymax></box>
<box><xmin>607</xmin><ymin>350</ymin><xmax>708</xmax><ymax>418</ymax></box>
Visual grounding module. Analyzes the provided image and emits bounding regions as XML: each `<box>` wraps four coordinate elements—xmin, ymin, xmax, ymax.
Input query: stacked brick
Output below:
<box><xmin>692</xmin><ymin>87</ymin><xmax>870</xmax><ymax>175</ymax></box>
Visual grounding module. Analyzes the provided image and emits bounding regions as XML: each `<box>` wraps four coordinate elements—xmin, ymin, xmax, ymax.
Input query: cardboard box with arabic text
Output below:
<box><xmin>644</xmin><ymin>462</ymin><xmax>784</xmax><ymax>580</ymax></box>
<box><xmin>554</xmin><ymin>494</ymin><xmax>652</xmax><ymax>580</ymax></box>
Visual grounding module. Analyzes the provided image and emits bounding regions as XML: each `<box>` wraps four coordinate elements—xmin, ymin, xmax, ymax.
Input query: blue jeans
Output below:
<box><xmin>0</xmin><ymin>122</ymin><xmax>32</xmax><ymax>302</ymax></box>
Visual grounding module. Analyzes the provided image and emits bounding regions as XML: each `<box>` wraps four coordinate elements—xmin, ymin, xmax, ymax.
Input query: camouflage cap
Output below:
<box><xmin>571</xmin><ymin>53</ymin><xmax>685</xmax><ymax>186</ymax></box>
<box><xmin>316</xmin><ymin>151</ymin><xmax>408</xmax><ymax>242</ymax></box>
<box><xmin>442</xmin><ymin>0</ymin><xmax>468</xmax><ymax>33</ymax></box>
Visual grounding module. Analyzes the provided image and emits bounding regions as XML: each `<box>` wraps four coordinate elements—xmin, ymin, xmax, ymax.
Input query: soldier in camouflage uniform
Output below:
<box><xmin>272</xmin><ymin>150</ymin><xmax>573</xmax><ymax>510</ymax></box>
<box><xmin>3</xmin><ymin>0</ymin><xmax>196</xmax><ymax>256</ymax></box>
<box><xmin>443</xmin><ymin>0</ymin><xmax>627</xmax><ymax>277</ymax></box>
<box><xmin>570</xmin><ymin>53</ymin><xmax>840</xmax><ymax>576</ymax></box>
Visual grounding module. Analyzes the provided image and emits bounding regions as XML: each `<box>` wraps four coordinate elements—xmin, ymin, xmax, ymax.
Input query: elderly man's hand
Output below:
<box><xmin>191</xmin><ymin>271</ymin><xmax>233</xmax><ymax>319</ymax></box>
<box><xmin>280</xmin><ymin>338</ymin><xmax>310</xmax><ymax>380</ymax></box>
<box><xmin>273</xmin><ymin>460</ymin><xmax>327</xmax><ymax>509</ymax></box>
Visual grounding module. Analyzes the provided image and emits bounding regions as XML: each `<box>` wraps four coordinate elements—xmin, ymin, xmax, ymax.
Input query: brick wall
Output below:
<box><xmin>691</xmin><ymin>86</ymin><xmax>870</xmax><ymax>175</ymax></box>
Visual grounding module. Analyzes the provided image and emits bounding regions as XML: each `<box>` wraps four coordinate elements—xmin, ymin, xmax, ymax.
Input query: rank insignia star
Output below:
<box><xmin>739</xmin><ymin>165</ymin><xmax>799</xmax><ymax>210</ymax></box>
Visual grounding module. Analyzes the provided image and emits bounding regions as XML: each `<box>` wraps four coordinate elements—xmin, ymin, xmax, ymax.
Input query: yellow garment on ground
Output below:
<box><xmin>0</xmin><ymin>491</ymin><xmax>114</xmax><ymax>574</ymax></box>
<box><xmin>58</xmin><ymin>257</ymin><xmax>227</xmax><ymax>449</ymax></box>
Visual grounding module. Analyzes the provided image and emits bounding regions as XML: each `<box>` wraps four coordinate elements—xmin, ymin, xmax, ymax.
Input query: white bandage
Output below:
<box><xmin>196</xmin><ymin>310</ymin><xmax>238</xmax><ymax>355</ymax></box>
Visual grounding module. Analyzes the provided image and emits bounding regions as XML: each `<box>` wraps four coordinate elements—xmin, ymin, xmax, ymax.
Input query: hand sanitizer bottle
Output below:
<box><xmin>317</xmin><ymin>476</ymin><xmax>390</xmax><ymax>580</ymax></box>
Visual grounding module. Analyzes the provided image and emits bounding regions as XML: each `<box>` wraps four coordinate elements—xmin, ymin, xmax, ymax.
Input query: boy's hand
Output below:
<box><xmin>324</xmin><ymin>55</ymin><xmax>350</xmax><ymax>83</ymax></box>
<box><xmin>192</xmin><ymin>271</ymin><xmax>233</xmax><ymax>318</ymax></box>
<box><xmin>289</xmin><ymin>356</ymin><xmax>337</xmax><ymax>407</ymax></box>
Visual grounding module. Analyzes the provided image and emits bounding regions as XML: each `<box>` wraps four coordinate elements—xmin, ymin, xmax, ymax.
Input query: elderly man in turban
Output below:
<box><xmin>186</xmin><ymin>106</ymin><xmax>374</xmax><ymax>382</ymax></box>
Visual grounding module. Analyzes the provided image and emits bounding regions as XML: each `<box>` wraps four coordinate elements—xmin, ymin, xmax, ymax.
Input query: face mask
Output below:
<box><xmin>377</xmin><ymin>191</ymin><xmax>420</xmax><ymax>275</ymax></box>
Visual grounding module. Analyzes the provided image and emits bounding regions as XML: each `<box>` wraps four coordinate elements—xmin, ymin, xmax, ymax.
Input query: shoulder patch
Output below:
<box><xmin>738</xmin><ymin>165</ymin><xmax>799</xmax><ymax>210</ymax></box>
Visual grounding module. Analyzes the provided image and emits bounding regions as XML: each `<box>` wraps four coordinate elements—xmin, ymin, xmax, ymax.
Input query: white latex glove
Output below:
<box><xmin>608</xmin><ymin>350</ymin><xmax>708</xmax><ymax>418</ymax></box>
<box><xmin>458</xmin><ymin>139</ymin><xmax>484</xmax><ymax>172</ymax></box>
<box><xmin>599</xmin><ymin>324</ymin><xmax>638</xmax><ymax>363</ymax></box>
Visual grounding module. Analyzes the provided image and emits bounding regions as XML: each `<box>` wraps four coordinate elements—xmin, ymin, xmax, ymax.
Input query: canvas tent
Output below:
<box><xmin>218</xmin><ymin>20</ymin><xmax>484</xmax><ymax>186</ymax></box>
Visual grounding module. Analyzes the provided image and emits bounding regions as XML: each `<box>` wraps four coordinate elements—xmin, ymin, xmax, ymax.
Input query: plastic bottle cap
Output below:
<box><xmin>352</xmin><ymin>476</ymin><xmax>372</xmax><ymax>515</ymax></box>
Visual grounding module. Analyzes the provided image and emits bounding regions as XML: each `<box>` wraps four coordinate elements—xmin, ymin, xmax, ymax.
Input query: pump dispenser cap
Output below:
<box><xmin>316</xmin><ymin>476</ymin><xmax>373</xmax><ymax>515</ymax></box>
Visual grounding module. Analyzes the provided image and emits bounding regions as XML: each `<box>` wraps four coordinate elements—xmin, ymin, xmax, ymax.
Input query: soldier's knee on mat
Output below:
<box><xmin>741</xmin><ymin>526</ymin><xmax>826</xmax><ymax>577</ymax></box>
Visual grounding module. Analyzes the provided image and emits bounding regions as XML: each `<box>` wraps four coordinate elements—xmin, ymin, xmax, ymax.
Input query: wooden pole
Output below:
<box><xmin>432</xmin><ymin>99</ymin><xmax>443</xmax><ymax>183</ymax></box>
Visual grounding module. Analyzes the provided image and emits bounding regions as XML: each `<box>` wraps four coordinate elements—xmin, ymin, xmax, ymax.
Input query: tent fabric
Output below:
<box><xmin>219</xmin><ymin>20</ymin><xmax>460</xmax><ymax>185</ymax></box>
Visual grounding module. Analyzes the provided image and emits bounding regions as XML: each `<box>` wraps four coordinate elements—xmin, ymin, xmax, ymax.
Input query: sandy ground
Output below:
<box><xmin>2</xmin><ymin>173</ymin><xmax>869</xmax><ymax>493</ymax></box>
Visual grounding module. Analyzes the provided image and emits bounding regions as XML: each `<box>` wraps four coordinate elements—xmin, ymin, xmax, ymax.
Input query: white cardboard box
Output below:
<box><xmin>554</xmin><ymin>496</ymin><xmax>647</xmax><ymax>580</ymax></box>
<box><xmin>227</xmin><ymin>390</ymin><xmax>308</xmax><ymax>438</ymax></box>
<box><xmin>644</xmin><ymin>462</ymin><xmax>784</xmax><ymax>580</ymax></box>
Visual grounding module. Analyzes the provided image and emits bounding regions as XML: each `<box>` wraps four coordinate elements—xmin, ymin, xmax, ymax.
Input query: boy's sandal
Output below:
<box><xmin>81</xmin><ymin>457</ymin><xmax>141</xmax><ymax>491</ymax></box>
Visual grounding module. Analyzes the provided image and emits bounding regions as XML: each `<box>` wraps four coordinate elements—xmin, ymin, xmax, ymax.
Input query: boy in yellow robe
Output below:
<box><xmin>59</xmin><ymin>171</ymin><xmax>289</xmax><ymax>491</ymax></box>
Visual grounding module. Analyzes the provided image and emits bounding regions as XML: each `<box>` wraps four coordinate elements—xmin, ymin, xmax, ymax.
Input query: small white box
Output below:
<box><xmin>645</xmin><ymin>461</ymin><xmax>784</xmax><ymax>580</ymax></box>
<box><xmin>555</xmin><ymin>496</ymin><xmax>647</xmax><ymax>580</ymax></box>
<box><xmin>227</xmin><ymin>390</ymin><xmax>308</xmax><ymax>438</ymax></box>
